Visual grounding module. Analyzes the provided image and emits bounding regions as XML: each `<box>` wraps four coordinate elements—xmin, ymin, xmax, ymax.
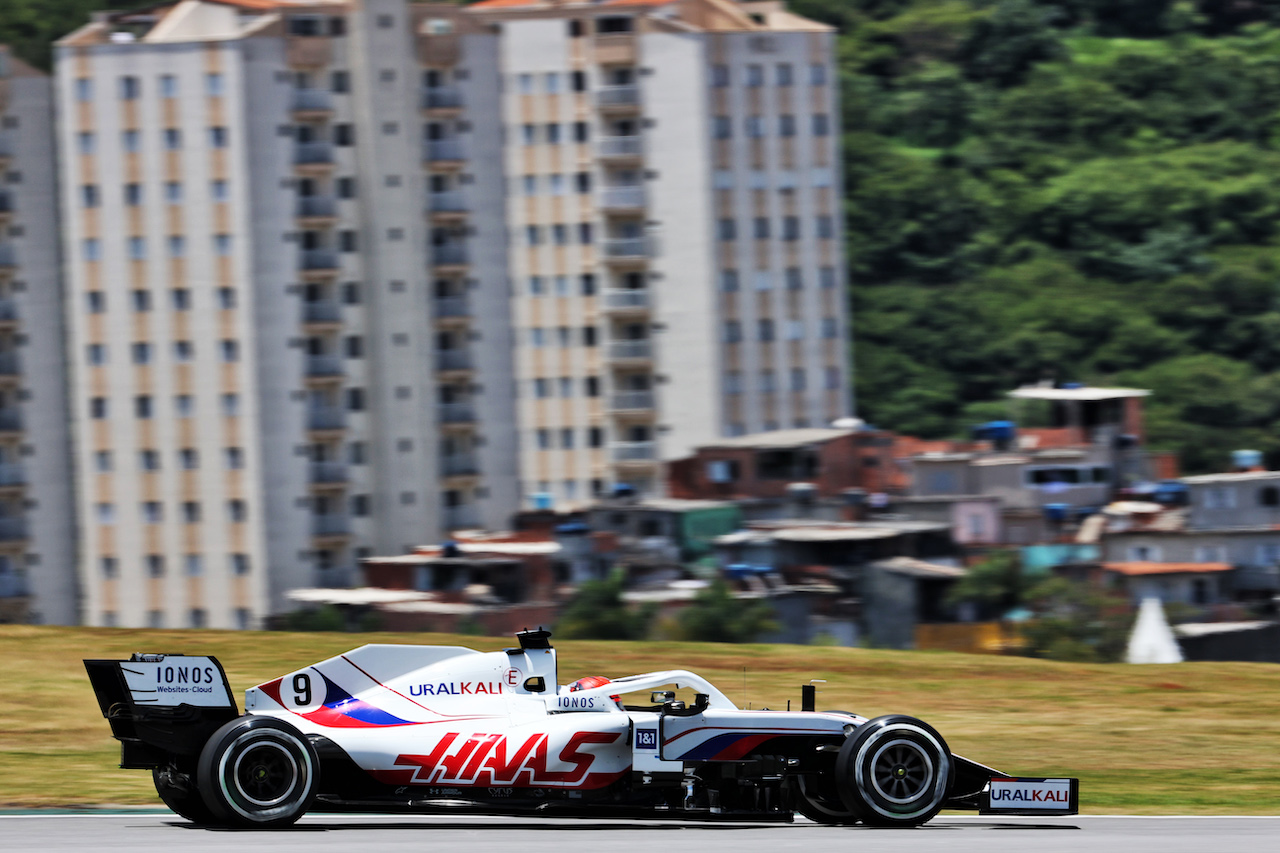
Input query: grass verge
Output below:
<box><xmin>1</xmin><ymin>626</ymin><xmax>1277</xmax><ymax>813</ymax></box>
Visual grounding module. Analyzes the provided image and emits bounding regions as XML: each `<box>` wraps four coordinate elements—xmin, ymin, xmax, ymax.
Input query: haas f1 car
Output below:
<box><xmin>85</xmin><ymin>630</ymin><xmax>1077</xmax><ymax>828</ymax></box>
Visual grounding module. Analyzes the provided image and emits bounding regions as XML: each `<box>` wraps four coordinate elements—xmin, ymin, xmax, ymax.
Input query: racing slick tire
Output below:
<box><xmin>153</xmin><ymin>764</ymin><xmax>220</xmax><ymax>825</ymax></box>
<box><xmin>197</xmin><ymin>715</ymin><xmax>319</xmax><ymax>828</ymax></box>
<box><xmin>834</xmin><ymin>715</ymin><xmax>953</xmax><ymax>827</ymax></box>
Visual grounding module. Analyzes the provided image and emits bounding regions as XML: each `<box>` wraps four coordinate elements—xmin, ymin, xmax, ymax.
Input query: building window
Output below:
<box><xmin>746</xmin><ymin>65</ymin><xmax>763</xmax><ymax>87</ymax></box>
<box><xmin>205</xmin><ymin>72</ymin><xmax>224</xmax><ymax>97</ymax></box>
<box><xmin>777</xmin><ymin>63</ymin><xmax>793</xmax><ymax>86</ymax></box>
<box><xmin>172</xmin><ymin>288</ymin><xmax>191</xmax><ymax>310</ymax></box>
<box><xmin>165</xmin><ymin>181</ymin><xmax>182</xmax><ymax>203</ymax></box>
<box><xmin>168</xmin><ymin>235</ymin><xmax>185</xmax><ymax>257</ymax></box>
<box><xmin>753</xmin><ymin>217</ymin><xmax>770</xmax><ymax>239</ymax></box>
<box><xmin>758</xmin><ymin>318</ymin><xmax>775</xmax><ymax>341</ymax></box>
<box><xmin>120</xmin><ymin>76</ymin><xmax>140</xmax><ymax>100</ymax></box>
<box><xmin>573</xmin><ymin>121</ymin><xmax>589</xmax><ymax>142</ymax></box>
<box><xmin>81</xmin><ymin>184</ymin><xmax>99</xmax><ymax>208</ymax></box>
<box><xmin>180</xmin><ymin>448</ymin><xmax>199</xmax><ymax>470</ymax></box>
<box><xmin>347</xmin><ymin>387</ymin><xmax>365</xmax><ymax>411</ymax></box>
<box><xmin>101</xmin><ymin>557</ymin><xmax>118</xmax><ymax>578</ymax></box>
<box><xmin>95</xmin><ymin>450</ymin><xmax>113</xmax><ymax>472</ymax></box>
<box><xmin>122</xmin><ymin>129</ymin><xmax>140</xmax><ymax>152</ymax></box>
<box><xmin>83</xmin><ymin>238</ymin><xmax>101</xmax><ymax>262</ymax></box>
<box><xmin>164</xmin><ymin>128</ymin><xmax>182</xmax><ymax>150</ymax></box>
<box><xmin>723</xmin><ymin>320</ymin><xmax>742</xmax><ymax>343</ymax></box>
<box><xmin>77</xmin><ymin>131</ymin><xmax>95</xmax><ymax>154</ymax></box>
<box><xmin>711</xmin><ymin>65</ymin><xmax>729</xmax><ymax>87</ymax></box>
<box><xmin>135</xmin><ymin>395</ymin><xmax>153</xmax><ymax>418</ymax></box>
<box><xmin>228</xmin><ymin>499</ymin><xmax>247</xmax><ymax>523</ymax></box>
<box><xmin>536</xmin><ymin>428</ymin><xmax>552</xmax><ymax>450</ymax></box>
<box><xmin>225</xmin><ymin>447</ymin><xmax>244</xmax><ymax>470</ymax></box>
<box><xmin>779</xmin><ymin>114</ymin><xmax>796</xmax><ymax>137</ymax></box>
<box><xmin>811</xmin><ymin>63</ymin><xmax>828</xmax><ymax>85</ymax></box>
<box><xmin>813</xmin><ymin>114</ymin><xmax>830</xmax><ymax>136</ymax></box>
<box><xmin>721</xmin><ymin>269</ymin><xmax>739</xmax><ymax>291</ymax></box>
<box><xmin>713</xmin><ymin>116</ymin><xmax>732</xmax><ymax>139</ymax></box>
<box><xmin>718</xmin><ymin>219</ymin><xmax>736</xmax><ymax>241</ymax></box>
<box><xmin>175</xmin><ymin>394</ymin><xmax>194</xmax><ymax>417</ymax></box>
<box><xmin>820</xmin><ymin>266</ymin><xmax>837</xmax><ymax>289</ymax></box>
<box><xmin>147</xmin><ymin>555</ymin><xmax>165</xmax><ymax>577</ymax></box>
<box><xmin>90</xmin><ymin>397</ymin><xmax>108</xmax><ymax>419</ymax></box>
<box><xmin>131</xmin><ymin>342</ymin><xmax>151</xmax><ymax>364</ymax></box>
<box><xmin>745</xmin><ymin>116</ymin><xmax>765</xmax><ymax>138</ymax></box>
<box><xmin>791</xmin><ymin>368</ymin><xmax>807</xmax><ymax>391</ymax></box>
<box><xmin>86</xmin><ymin>343</ymin><xmax>106</xmax><ymax>365</ymax></box>
<box><xmin>220</xmin><ymin>340</ymin><xmax>240</xmax><ymax>362</ymax></box>
<box><xmin>96</xmin><ymin>503</ymin><xmax>114</xmax><ymax>524</ymax></box>
<box><xmin>822</xmin><ymin>317</ymin><xmax>838</xmax><ymax>338</ymax></box>
<box><xmin>86</xmin><ymin>291</ymin><xmax>106</xmax><ymax>313</ymax></box>
<box><xmin>182</xmin><ymin>502</ymin><xmax>201</xmax><ymax>524</ymax></box>
<box><xmin>142</xmin><ymin>501</ymin><xmax>162</xmax><ymax>523</ymax></box>
<box><xmin>75</xmin><ymin>78</ymin><xmax>92</xmax><ymax>101</ymax></box>
<box><xmin>597</xmin><ymin>16</ymin><xmax>633</xmax><ymax>33</ymax></box>
<box><xmin>783</xmin><ymin>216</ymin><xmax>800</xmax><ymax>241</ymax></box>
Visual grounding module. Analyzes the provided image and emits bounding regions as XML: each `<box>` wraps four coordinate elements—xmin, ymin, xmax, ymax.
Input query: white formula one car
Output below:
<box><xmin>86</xmin><ymin>629</ymin><xmax>1077</xmax><ymax>828</ymax></box>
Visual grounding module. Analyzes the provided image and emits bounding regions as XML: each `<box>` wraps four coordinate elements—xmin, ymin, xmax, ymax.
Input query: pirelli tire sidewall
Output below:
<box><xmin>197</xmin><ymin>715</ymin><xmax>319</xmax><ymax>828</ymax></box>
<box><xmin>835</xmin><ymin>714</ymin><xmax>953</xmax><ymax>827</ymax></box>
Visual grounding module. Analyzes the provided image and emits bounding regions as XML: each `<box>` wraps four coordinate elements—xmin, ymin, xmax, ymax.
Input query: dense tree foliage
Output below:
<box><xmin>0</xmin><ymin>2</ymin><xmax>128</xmax><ymax>70</ymax></box>
<box><xmin>795</xmin><ymin>0</ymin><xmax>1280</xmax><ymax>471</ymax></box>
<box><xmin>555</xmin><ymin>570</ymin><xmax>656</xmax><ymax>640</ymax></box>
<box><xmin>676</xmin><ymin>580</ymin><xmax>779</xmax><ymax>643</ymax></box>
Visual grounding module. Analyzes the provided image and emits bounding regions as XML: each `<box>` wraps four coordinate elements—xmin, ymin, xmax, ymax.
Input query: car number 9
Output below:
<box><xmin>284</xmin><ymin>667</ymin><xmax>324</xmax><ymax>712</ymax></box>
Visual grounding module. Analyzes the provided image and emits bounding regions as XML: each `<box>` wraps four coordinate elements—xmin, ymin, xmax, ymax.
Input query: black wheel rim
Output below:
<box><xmin>231</xmin><ymin>740</ymin><xmax>299</xmax><ymax>808</ymax></box>
<box><xmin>868</xmin><ymin>738</ymin><xmax>933</xmax><ymax>806</ymax></box>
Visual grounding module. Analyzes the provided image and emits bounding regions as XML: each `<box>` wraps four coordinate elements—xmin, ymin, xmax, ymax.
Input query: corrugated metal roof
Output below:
<box><xmin>1008</xmin><ymin>385</ymin><xmax>1150</xmax><ymax>402</ymax></box>
<box><xmin>696</xmin><ymin>427</ymin><xmax>855</xmax><ymax>450</ymax></box>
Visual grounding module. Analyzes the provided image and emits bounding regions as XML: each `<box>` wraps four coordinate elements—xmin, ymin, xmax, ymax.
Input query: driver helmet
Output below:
<box><xmin>568</xmin><ymin>675</ymin><xmax>622</xmax><ymax>708</ymax></box>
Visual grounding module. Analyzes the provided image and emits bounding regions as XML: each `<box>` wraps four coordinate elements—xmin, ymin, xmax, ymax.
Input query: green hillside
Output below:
<box><xmin>3</xmin><ymin>625</ymin><xmax>1279</xmax><ymax>812</ymax></box>
<box><xmin>788</xmin><ymin>0</ymin><xmax>1280</xmax><ymax>470</ymax></box>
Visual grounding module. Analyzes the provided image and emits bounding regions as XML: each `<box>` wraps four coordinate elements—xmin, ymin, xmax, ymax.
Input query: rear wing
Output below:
<box><xmin>84</xmin><ymin>654</ymin><xmax>240</xmax><ymax>769</ymax></box>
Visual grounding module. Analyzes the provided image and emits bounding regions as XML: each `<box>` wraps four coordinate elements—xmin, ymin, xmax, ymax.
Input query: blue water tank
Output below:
<box><xmin>531</xmin><ymin>492</ymin><xmax>553</xmax><ymax>510</ymax></box>
<box><xmin>1043</xmin><ymin>503</ymin><xmax>1070</xmax><ymax>523</ymax></box>
<box><xmin>1232</xmin><ymin>449</ymin><xmax>1263</xmax><ymax>470</ymax></box>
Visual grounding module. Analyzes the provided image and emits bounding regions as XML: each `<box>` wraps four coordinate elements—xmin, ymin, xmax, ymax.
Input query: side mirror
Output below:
<box><xmin>523</xmin><ymin>677</ymin><xmax>546</xmax><ymax>693</ymax></box>
<box><xmin>651</xmin><ymin>690</ymin><xmax>675</xmax><ymax>704</ymax></box>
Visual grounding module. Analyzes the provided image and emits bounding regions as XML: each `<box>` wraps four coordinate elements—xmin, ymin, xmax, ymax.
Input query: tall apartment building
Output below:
<box><xmin>0</xmin><ymin>47</ymin><xmax>77</xmax><ymax>625</ymax></box>
<box><xmin>50</xmin><ymin>0</ymin><xmax>847</xmax><ymax>628</ymax></box>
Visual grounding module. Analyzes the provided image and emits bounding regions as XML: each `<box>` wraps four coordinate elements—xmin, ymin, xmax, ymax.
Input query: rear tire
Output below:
<box><xmin>197</xmin><ymin>716</ymin><xmax>319</xmax><ymax>828</ymax></box>
<box><xmin>835</xmin><ymin>715</ymin><xmax>952</xmax><ymax>827</ymax></box>
<box><xmin>153</xmin><ymin>765</ymin><xmax>220</xmax><ymax>825</ymax></box>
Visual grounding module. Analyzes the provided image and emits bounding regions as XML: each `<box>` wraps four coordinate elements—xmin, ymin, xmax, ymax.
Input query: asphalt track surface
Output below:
<box><xmin>3</xmin><ymin>813</ymin><xmax>1278</xmax><ymax>853</ymax></box>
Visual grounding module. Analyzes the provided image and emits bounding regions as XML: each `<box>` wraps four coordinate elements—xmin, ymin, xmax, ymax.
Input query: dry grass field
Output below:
<box><xmin>1</xmin><ymin>625</ymin><xmax>1277</xmax><ymax>812</ymax></box>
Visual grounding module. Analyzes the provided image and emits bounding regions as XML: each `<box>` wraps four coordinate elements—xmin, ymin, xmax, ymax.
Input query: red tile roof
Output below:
<box><xmin>1103</xmin><ymin>562</ymin><xmax>1233</xmax><ymax>576</ymax></box>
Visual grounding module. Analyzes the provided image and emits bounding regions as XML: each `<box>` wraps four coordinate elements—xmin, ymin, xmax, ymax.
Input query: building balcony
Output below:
<box><xmin>607</xmin><ymin>340</ymin><xmax>653</xmax><ymax>364</ymax></box>
<box><xmin>302</xmin><ymin>300</ymin><xmax>342</xmax><ymax>327</ymax></box>
<box><xmin>424</xmin><ymin>138</ymin><xmax>465</xmax><ymax>164</ymax></box>
<box><xmin>0</xmin><ymin>296</ymin><xmax>17</xmax><ymax>327</ymax></box>
<box><xmin>291</xmin><ymin>88</ymin><xmax>333</xmax><ymax>118</ymax></box>
<box><xmin>0</xmin><ymin>406</ymin><xmax>21</xmax><ymax>433</ymax></box>
<box><xmin>307</xmin><ymin>405</ymin><xmax>347</xmax><ymax>432</ymax></box>
<box><xmin>0</xmin><ymin>517</ymin><xmax>28</xmax><ymax>541</ymax></box>
<box><xmin>310</xmin><ymin>461</ymin><xmax>348</xmax><ymax>486</ymax></box>
<box><xmin>0</xmin><ymin>463</ymin><xmax>25</xmax><ymax>488</ymax></box>
<box><xmin>0</xmin><ymin>351</ymin><xmax>19</xmax><ymax>376</ymax></box>
<box><xmin>294</xmin><ymin>141</ymin><xmax>335</xmax><ymax>171</ymax></box>
<box><xmin>0</xmin><ymin>190</ymin><xmax>11</xmax><ymax>225</ymax></box>
<box><xmin>305</xmin><ymin>354</ymin><xmax>344</xmax><ymax>379</ymax></box>
<box><xmin>296</xmin><ymin>194</ymin><xmax>338</xmax><ymax>224</ymax></box>
<box><xmin>421</xmin><ymin>86</ymin><xmax>464</xmax><ymax>111</ymax></box>
<box><xmin>439</xmin><ymin>401</ymin><xmax>476</xmax><ymax>424</ymax></box>
<box><xmin>441</xmin><ymin>452</ymin><xmax>480</xmax><ymax>478</ymax></box>
<box><xmin>443</xmin><ymin>504</ymin><xmax>481</xmax><ymax>530</ymax></box>
<box><xmin>435</xmin><ymin>350</ymin><xmax>473</xmax><ymax>373</ymax></box>
<box><xmin>600</xmin><ymin>185</ymin><xmax>645</xmax><ymax>211</ymax></box>
<box><xmin>596</xmin><ymin>85</ymin><xmax>640</xmax><ymax>112</ymax></box>
<box><xmin>431</xmin><ymin>242</ymin><xmax>469</xmax><ymax>269</ymax></box>
<box><xmin>611</xmin><ymin>441</ymin><xmax>656</xmax><ymax>463</ymax></box>
<box><xmin>609</xmin><ymin>390</ymin><xmax>655</xmax><ymax>413</ymax></box>
<box><xmin>601</xmin><ymin>237</ymin><xmax>650</xmax><ymax>262</ymax></box>
<box><xmin>428</xmin><ymin>190</ymin><xmax>468</xmax><ymax>216</ymax></box>
<box><xmin>597</xmin><ymin>135</ymin><xmax>642</xmax><ymax>160</ymax></box>
<box><xmin>602</xmin><ymin>288</ymin><xmax>651</xmax><ymax>314</ymax></box>
<box><xmin>311</xmin><ymin>514</ymin><xmax>351</xmax><ymax>539</ymax></box>
<box><xmin>300</xmin><ymin>248</ymin><xmax>340</xmax><ymax>278</ymax></box>
<box><xmin>0</xmin><ymin>573</ymin><xmax>28</xmax><ymax>598</ymax></box>
<box><xmin>0</xmin><ymin>243</ymin><xmax>15</xmax><ymax>270</ymax></box>
<box><xmin>434</xmin><ymin>296</ymin><xmax>470</xmax><ymax>321</ymax></box>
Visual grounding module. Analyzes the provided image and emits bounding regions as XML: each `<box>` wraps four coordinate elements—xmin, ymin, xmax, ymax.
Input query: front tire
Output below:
<box><xmin>197</xmin><ymin>716</ymin><xmax>319</xmax><ymax>828</ymax></box>
<box><xmin>835</xmin><ymin>715</ymin><xmax>952</xmax><ymax>827</ymax></box>
<box><xmin>793</xmin><ymin>773</ymin><xmax>860</xmax><ymax>825</ymax></box>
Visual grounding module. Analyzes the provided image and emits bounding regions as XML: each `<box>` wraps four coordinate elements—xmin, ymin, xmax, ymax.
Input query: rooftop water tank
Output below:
<box><xmin>1232</xmin><ymin>449</ymin><xmax>1263</xmax><ymax>470</ymax></box>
